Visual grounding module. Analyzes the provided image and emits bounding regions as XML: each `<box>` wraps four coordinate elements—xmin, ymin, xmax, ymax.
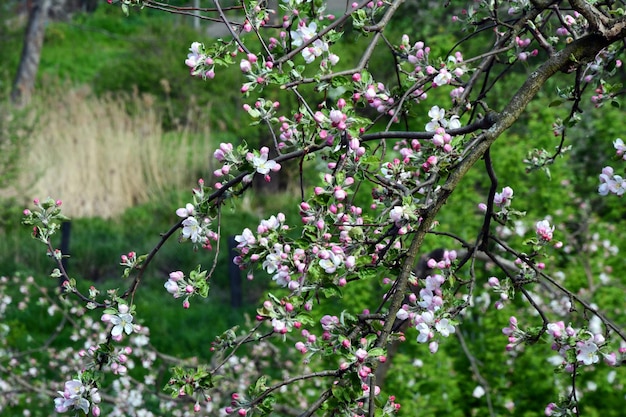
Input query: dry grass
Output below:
<box><xmin>7</xmin><ymin>84</ymin><xmax>211</xmax><ymax>218</ymax></box>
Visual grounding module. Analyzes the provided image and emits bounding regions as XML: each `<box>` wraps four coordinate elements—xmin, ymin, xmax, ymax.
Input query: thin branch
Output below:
<box><xmin>519</xmin><ymin>287</ymin><xmax>550</xmax><ymax>341</ymax></box>
<box><xmin>122</xmin><ymin>218</ymin><xmax>184</xmax><ymax>300</ymax></box>
<box><xmin>297</xmin><ymin>387</ymin><xmax>333</xmax><ymax>417</ymax></box>
<box><xmin>250</xmin><ymin>369</ymin><xmax>342</xmax><ymax>408</ymax></box>
<box><xmin>479</xmin><ymin>147</ymin><xmax>498</xmax><ymax>251</ymax></box>
<box><xmin>490</xmin><ymin>234</ymin><xmax>626</xmax><ymax>342</ymax></box>
<box><xmin>456</xmin><ymin>329</ymin><xmax>495</xmax><ymax>417</ymax></box>
<box><xmin>212</xmin><ymin>321</ymin><xmax>264</xmax><ymax>373</ymax></box>
<box><xmin>362</xmin><ymin>0</ymin><xmax>406</xmax><ymax>32</ymax></box>
<box><xmin>213</xmin><ymin>0</ymin><xmax>251</xmax><ymax>55</ymax></box>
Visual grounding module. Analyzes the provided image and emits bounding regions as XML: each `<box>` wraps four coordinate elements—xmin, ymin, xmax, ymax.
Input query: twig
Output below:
<box><xmin>456</xmin><ymin>329</ymin><xmax>495</xmax><ymax>417</ymax></box>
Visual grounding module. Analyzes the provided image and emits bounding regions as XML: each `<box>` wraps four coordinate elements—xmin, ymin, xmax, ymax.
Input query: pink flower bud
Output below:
<box><xmin>604</xmin><ymin>352</ymin><xmax>617</xmax><ymax>366</ymax></box>
<box><xmin>488</xmin><ymin>277</ymin><xmax>499</xmax><ymax>287</ymax></box>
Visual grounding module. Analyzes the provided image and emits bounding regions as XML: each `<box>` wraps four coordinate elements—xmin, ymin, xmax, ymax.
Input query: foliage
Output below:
<box><xmin>4</xmin><ymin>1</ymin><xmax>626</xmax><ymax>417</ymax></box>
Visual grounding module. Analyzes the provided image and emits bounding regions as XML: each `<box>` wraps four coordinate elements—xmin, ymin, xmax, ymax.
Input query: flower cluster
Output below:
<box><xmin>587</xmin><ymin>53</ymin><xmax>622</xmax><ymax>92</ymax></box>
<box><xmin>535</xmin><ymin>219</ymin><xmax>555</xmax><ymax>242</ymax></box>
<box><xmin>494</xmin><ymin>186</ymin><xmax>514</xmax><ymax>209</ymax></box>
<box><xmin>54</xmin><ymin>377</ymin><xmax>102</xmax><ymax>416</ymax></box>
<box><xmin>501</xmin><ymin>316</ymin><xmax>529</xmax><ymax>351</ymax></box>
<box><xmin>101</xmin><ymin>303</ymin><xmax>135</xmax><ymax>341</ymax></box>
<box><xmin>245</xmin><ymin>146</ymin><xmax>281</xmax><ymax>182</ymax></box>
<box><xmin>312</xmin><ymin>98</ymin><xmax>359</xmax><ymax>145</ymax></box>
<box><xmin>598</xmin><ymin>166</ymin><xmax>626</xmax><ymax>196</ymax></box>
<box><xmin>396</xmin><ymin>252</ymin><xmax>458</xmax><ymax>353</ymax></box>
<box><xmin>163</xmin><ymin>268</ymin><xmax>210</xmax><ymax>308</ymax></box>
<box><xmin>21</xmin><ymin>197</ymin><xmax>67</xmax><ymax>245</ymax></box>
<box><xmin>545</xmin><ymin>321</ymin><xmax>619</xmax><ymax>370</ymax></box>
<box><xmin>487</xmin><ymin>276</ymin><xmax>512</xmax><ymax>310</ymax></box>
<box><xmin>598</xmin><ymin>139</ymin><xmax>626</xmax><ymax>196</ymax></box>
<box><xmin>242</xmin><ymin>98</ymin><xmax>280</xmax><ymax>125</ymax></box>
<box><xmin>239</xmin><ymin>52</ymin><xmax>276</xmax><ymax>93</ymax></box>
<box><xmin>553</xmin><ymin>11</ymin><xmax>589</xmax><ymax>42</ymax></box>
<box><xmin>185</xmin><ymin>42</ymin><xmax>217</xmax><ymax>79</ymax></box>
<box><xmin>513</xmin><ymin>36</ymin><xmax>538</xmax><ymax>61</ymax></box>
<box><xmin>314</xmin><ymin>173</ymin><xmax>355</xmax><ymax>202</ymax></box>
<box><xmin>433</xmin><ymin>52</ymin><xmax>466</xmax><ymax>88</ymax></box>
<box><xmin>176</xmin><ymin>202</ymin><xmax>218</xmax><ymax>248</ymax></box>
<box><xmin>256</xmin><ymin>294</ymin><xmax>303</xmax><ymax>335</ymax></box>
<box><xmin>225</xmin><ymin>392</ymin><xmax>251</xmax><ymax>416</ymax></box>
<box><xmin>291</xmin><ymin>21</ymin><xmax>333</xmax><ymax>64</ymax></box>
<box><xmin>425</xmin><ymin>106</ymin><xmax>461</xmax><ymax>153</ymax></box>
<box><xmin>234</xmin><ymin>213</ymin><xmax>305</xmax><ymax>287</ymax></box>
<box><xmin>352</xmin><ymin>72</ymin><xmax>397</xmax><ymax>117</ymax></box>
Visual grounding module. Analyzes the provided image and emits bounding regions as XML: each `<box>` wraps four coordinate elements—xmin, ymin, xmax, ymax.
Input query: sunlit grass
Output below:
<box><xmin>5</xmin><ymin>83</ymin><xmax>211</xmax><ymax>218</ymax></box>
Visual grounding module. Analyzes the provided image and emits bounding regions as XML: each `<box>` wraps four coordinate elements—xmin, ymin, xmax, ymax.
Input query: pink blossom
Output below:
<box><xmin>536</xmin><ymin>220</ymin><xmax>554</xmax><ymax>242</ymax></box>
<box><xmin>176</xmin><ymin>203</ymin><xmax>195</xmax><ymax>218</ymax></box>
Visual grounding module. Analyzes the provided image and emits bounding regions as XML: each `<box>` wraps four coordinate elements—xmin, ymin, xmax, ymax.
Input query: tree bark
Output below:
<box><xmin>11</xmin><ymin>0</ymin><xmax>51</xmax><ymax>107</ymax></box>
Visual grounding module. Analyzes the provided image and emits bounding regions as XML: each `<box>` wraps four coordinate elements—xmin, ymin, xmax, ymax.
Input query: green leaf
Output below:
<box><xmin>330</xmin><ymin>76</ymin><xmax>350</xmax><ymax>88</ymax></box>
<box><xmin>368</xmin><ymin>348</ymin><xmax>386</xmax><ymax>357</ymax></box>
<box><xmin>295</xmin><ymin>312</ymin><xmax>315</xmax><ymax>326</ymax></box>
<box><xmin>254</xmin><ymin>375</ymin><xmax>267</xmax><ymax>395</ymax></box>
<box><xmin>321</xmin><ymin>285</ymin><xmax>341</xmax><ymax>298</ymax></box>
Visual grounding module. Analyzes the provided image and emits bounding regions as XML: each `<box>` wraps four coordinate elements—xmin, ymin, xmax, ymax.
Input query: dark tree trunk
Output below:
<box><xmin>11</xmin><ymin>0</ymin><xmax>51</xmax><ymax>107</ymax></box>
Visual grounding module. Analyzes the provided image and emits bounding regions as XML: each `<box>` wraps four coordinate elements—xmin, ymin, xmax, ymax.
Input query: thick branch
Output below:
<box><xmin>372</xmin><ymin>30</ymin><xmax>620</xmax><ymax>368</ymax></box>
<box><xmin>443</xmin><ymin>33</ymin><xmax>614</xmax><ymax>201</ymax></box>
<box><xmin>360</xmin><ymin>113</ymin><xmax>497</xmax><ymax>141</ymax></box>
